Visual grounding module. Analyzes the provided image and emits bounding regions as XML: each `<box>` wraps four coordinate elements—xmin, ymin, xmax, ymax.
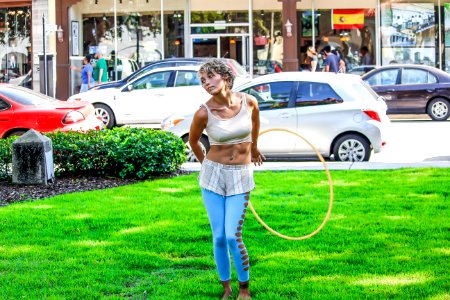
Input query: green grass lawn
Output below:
<box><xmin>0</xmin><ymin>169</ymin><xmax>449</xmax><ymax>299</ymax></box>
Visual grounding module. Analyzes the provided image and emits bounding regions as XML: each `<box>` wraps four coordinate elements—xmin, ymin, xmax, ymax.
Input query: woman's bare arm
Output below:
<box><xmin>189</xmin><ymin>106</ymin><xmax>208</xmax><ymax>163</ymax></box>
<box><xmin>247</xmin><ymin>94</ymin><xmax>264</xmax><ymax>165</ymax></box>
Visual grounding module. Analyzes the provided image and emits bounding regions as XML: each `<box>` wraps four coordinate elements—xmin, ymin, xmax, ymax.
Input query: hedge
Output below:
<box><xmin>0</xmin><ymin>127</ymin><xmax>186</xmax><ymax>180</ymax></box>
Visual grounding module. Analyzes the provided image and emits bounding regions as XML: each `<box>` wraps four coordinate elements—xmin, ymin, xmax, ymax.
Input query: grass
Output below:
<box><xmin>0</xmin><ymin>169</ymin><xmax>449</xmax><ymax>299</ymax></box>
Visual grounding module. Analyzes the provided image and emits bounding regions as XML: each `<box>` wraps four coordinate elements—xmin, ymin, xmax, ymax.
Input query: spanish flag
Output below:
<box><xmin>332</xmin><ymin>9</ymin><xmax>364</xmax><ymax>29</ymax></box>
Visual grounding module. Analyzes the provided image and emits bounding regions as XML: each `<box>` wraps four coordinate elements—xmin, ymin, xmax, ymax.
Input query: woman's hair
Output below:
<box><xmin>199</xmin><ymin>59</ymin><xmax>235</xmax><ymax>89</ymax></box>
<box><xmin>307</xmin><ymin>46</ymin><xmax>317</xmax><ymax>56</ymax></box>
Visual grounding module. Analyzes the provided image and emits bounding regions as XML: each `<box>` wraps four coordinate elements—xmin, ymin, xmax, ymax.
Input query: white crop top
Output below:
<box><xmin>203</xmin><ymin>93</ymin><xmax>252</xmax><ymax>145</ymax></box>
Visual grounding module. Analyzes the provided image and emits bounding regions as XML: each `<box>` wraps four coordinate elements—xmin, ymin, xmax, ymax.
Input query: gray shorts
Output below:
<box><xmin>199</xmin><ymin>158</ymin><xmax>255</xmax><ymax>196</ymax></box>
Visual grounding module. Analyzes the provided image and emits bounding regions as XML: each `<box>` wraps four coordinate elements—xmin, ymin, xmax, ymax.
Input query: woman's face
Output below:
<box><xmin>199</xmin><ymin>70</ymin><xmax>227</xmax><ymax>95</ymax></box>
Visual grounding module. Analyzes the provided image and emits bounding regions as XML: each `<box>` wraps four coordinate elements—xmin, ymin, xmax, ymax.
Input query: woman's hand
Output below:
<box><xmin>70</xmin><ymin>65</ymin><xmax>81</xmax><ymax>72</ymax></box>
<box><xmin>251</xmin><ymin>145</ymin><xmax>265</xmax><ymax>166</ymax></box>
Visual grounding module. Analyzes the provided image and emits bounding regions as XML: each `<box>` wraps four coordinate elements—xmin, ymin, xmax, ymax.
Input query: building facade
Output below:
<box><xmin>0</xmin><ymin>0</ymin><xmax>448</xmax><ymax>101</ymax></box>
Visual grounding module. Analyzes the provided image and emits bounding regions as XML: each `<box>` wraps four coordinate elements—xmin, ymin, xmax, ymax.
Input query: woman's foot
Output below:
<box><xmin>237</xmin><ymin>281</ymin><xmax>251</xmax><ymax>299</ymax></box>
<box><xmin>221</xmin><ymin>280</ymin><xmax>232</xmax><ymax>300</ymax></box>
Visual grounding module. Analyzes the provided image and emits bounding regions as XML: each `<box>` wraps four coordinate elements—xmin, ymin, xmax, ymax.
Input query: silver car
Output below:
<box><xmin>162</xmin><ymin>72</ymin><xmax>390</xmax><ymax>162</ymax></box>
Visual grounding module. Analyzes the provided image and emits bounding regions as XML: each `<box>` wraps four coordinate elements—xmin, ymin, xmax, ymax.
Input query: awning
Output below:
<box><xmin>0</xmin><ymin>0</ymin><xmax>31</xmax><ymax>8</ymax></box>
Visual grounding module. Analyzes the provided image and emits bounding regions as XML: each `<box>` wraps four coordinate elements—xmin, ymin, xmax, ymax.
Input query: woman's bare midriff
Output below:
<box><xmin>206</xmin><ymin>142</ymin><xmax>252</xmax><ymax>165</ymax></box>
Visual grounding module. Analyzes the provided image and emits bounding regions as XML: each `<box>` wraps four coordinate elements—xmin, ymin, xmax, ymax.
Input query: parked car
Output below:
<box><xmin>0</xmin><ymin>84</ymin><xmax>103</xmax><ymax>138</ymax></box>
<box><xmin>347</xmin><ymin>65</ymin><xmax>378</xmax><ymax>75</ymax></box>
<box><xmin>106</xmin><ymin>57</ymin><xmax>140</xmax><ymax>81</ymax></box>
<box><xmin>70</xmin><ymin>66</ymin><xmax>233</xmax><ymax>129</ymax></box>
<box><xmin>162</xmin><ymin>72</ymin><xmax>390</xmax><ymax>162</ymax></box>
<box><xmin>362</xmin><ymin>64</ymin><xmax>450</xmax><ymax>120</ymax></box>
<box><xmin>91</xmin><ymin>57</ymin><xmax>251</xmax><ymax>90</ymax></box>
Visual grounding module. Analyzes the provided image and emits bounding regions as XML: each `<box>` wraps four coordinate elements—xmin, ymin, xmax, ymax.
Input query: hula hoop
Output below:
<box><xmin>249</xmin><ymin>128</ymin><xmax>334</xmax><ymax>240</ymax></box>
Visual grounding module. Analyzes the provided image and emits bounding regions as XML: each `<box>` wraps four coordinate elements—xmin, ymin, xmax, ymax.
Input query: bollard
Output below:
<box><xmin>12</xmin><ymin>129</ymin><xmax>55</xmax><ymax>185</ymax></box>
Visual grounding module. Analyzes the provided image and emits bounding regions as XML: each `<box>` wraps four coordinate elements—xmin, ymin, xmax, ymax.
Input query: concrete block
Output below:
<box><xmin>12</xmin><ymin>129</ymin><xmax>55</xmax><ymax>185</ymax></box>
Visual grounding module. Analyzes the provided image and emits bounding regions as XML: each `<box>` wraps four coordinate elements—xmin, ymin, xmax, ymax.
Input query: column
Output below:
<box><xmin>279</xmin><ymin>0</ymin><xmax>299</xmax><ymax>71</ymax></box>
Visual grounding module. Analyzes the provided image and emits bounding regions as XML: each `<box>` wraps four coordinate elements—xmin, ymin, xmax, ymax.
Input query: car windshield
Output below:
<box><xmin>0</xmin><ymin>86</ymin><xmax>56</xmax><ymax>105</ymax></box>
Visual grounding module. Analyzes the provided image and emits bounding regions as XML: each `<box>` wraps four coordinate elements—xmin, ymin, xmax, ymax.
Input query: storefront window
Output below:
<box><xmin>0</xmin><ymin>7</ymin><xmax>32</xmax><ymax>88</ymax></box>
<box><xmin>380</xmin><ymin>1</ymin><xmax>438</xmax><ymax>67</ymax></box>
<box><xmin>443</xmin><ymin>3</ymin><xmax>450</xmax><ymax>72</ymax></box>
<box><xmin>82</xmin><ymin>11</ymin><xmax>184</xmax><ymax>80</ymax></box>
<box><xmin>83</xmin><ymin>13</ymin><xmax>162</xmax><ymax>64</ymax></box>
<box><xmin>299</xmin><ymin>9</ymin><xmax>376</xmax><ymax>72</ymax></box>
<box><xmin>190</xmin><ymin>11</ymin><xmax>251</xmax><ymax>69</ymax></box>
<box><xmin>166</xmin><ymin>12</ymin><xmax>185</xmax><ymax>58</ymax></box>
<box><xmin>253</xmin><ymin>11</ymin><xmax>283</xmax><ymax>75</ymax></box>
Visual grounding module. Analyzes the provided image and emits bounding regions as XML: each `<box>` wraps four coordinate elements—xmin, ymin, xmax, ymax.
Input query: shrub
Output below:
<box><xmin>0</xmin><ymin>137</ymin><xmax>15</xmax><ymax>180</ymax></box>
<box><xmin>0</xmin><ymin>128</ymin><xmax>186</xmax><ymax>180</ymax></box>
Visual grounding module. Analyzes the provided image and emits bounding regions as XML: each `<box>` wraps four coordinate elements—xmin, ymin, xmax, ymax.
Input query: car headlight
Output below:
<box><xmin>161</xmin><ymin>116</ymin><xmax>185</xmax><ymax>130</ymax></box>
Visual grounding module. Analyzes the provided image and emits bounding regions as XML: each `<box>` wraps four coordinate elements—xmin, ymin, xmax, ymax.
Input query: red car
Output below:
<box><xmin>0</xmin><ymin>84</ymin><xmax>103</xmax><ymax>138</ymax></box>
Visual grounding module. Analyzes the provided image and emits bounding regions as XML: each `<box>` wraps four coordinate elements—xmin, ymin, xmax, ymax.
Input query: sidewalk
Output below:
<box><xmin>181</xmin><ymin>159</ymin><xmax>450</xmax><ymax>172</ymax></box>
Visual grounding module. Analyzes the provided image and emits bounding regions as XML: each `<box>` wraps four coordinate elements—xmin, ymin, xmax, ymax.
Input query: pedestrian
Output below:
<box><xmin>322</xmin><ymin>45</ymin><xmax>340</xmax><ymax>73</ymax></box>
<box><xmin>332</xmin><ymin>49</ymin><xmax>347</xmax><ymax>73</ymax></box>
<box><xmin>306</xmin><ymin>46</ymin><xmax>318</xmax><ymax>72</ymax></box>
<box><xmin>93</xmin><ymin>48</ymin><xmax>108</xmax><ymax>84</ymax></box>
<box><xmin>70</xmin><ymin>55</ymin><xmax>95</xmax><ymax>93</ymax></box>
<box><xmin>189</xmin><ymin>59</ymin><xmax>264</xmax><ymax>300</ymax></box>
<box><xmin>359</xmin><ymin>46</ymin><xmax>373</xmax><ymax>65</ymax></box>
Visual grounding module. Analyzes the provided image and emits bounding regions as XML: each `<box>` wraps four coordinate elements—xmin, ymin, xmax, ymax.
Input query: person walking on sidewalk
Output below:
<box><xmin>189</xmin><ymin>59</ymin><xmax>264</xmax><ymax>300</ymax></box>
<box><xmin>93</xmin><ymin>49</ymin><xmax>108</xmax><ymax>84</ymax></box>
<box><xmin>306</xmin><ymin>46</ymin><xmax>319</xmax><ymax>72</ymax></box>
<box><xmin>322</xmin><ymin>45</ymin><xmax>340</xmax><ymax>73</ymax></box>
<box><xmin>70</xmin><ymin>55</ymin><xmax>95</xmax><ymax>93</ymax></box>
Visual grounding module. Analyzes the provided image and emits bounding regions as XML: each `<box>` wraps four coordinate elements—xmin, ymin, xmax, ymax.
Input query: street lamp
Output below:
<box><xmin>56</xmin><ymin>25</ymin><xmax>64</xmax><ymax>43</ymax></box>
<box><xmin>284</xmin><ymin>19</ymin><xmax>293</xmax><ymax>37</ymax></box>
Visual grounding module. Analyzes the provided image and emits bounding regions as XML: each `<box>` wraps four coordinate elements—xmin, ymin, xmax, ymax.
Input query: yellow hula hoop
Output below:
<box><xmin>249</xmin><ymin>128</ymin><xmax>334</xmax><ymax>241</ymax></box>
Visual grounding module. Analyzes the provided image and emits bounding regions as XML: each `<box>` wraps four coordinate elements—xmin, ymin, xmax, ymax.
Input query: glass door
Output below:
<box><xmin>191</xmin><ymin>34</ymin><xmax>248</xmax><ymax>68</ymax></box>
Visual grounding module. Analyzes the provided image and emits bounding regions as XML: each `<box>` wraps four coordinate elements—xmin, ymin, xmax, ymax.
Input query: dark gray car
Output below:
<box><xmin>362</xmin><ymin>64</ymin><xmax>450</xmax><ymax>121</ymax></box>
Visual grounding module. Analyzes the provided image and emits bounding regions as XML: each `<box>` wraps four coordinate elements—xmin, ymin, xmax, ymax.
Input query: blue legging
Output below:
<box><xmin>201</xmin><ymin>188</ymin><xmax>250</xmax><ymax>282</ymax></box>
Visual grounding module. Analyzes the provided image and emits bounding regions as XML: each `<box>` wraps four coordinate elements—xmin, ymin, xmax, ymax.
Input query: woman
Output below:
<box><xmin>306</xmin><ymin>46</ymin><xmax>318</xmax><ymax>72</ymax></box>
<box><xmin>70</xmin><ymin>55</ymin><xmax>95</xmax><ymax>92</ymax></box>
<box><xmin>189</xmin><ymin>59</ymin><xmax>264</xmax><ymax>300</ymax></box>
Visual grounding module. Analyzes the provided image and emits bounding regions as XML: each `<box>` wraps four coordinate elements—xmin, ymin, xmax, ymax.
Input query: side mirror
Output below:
<box><xmin>127</xmin><ymin>85</ymin><xmax>133</xmax><ymax>92</ymax></box>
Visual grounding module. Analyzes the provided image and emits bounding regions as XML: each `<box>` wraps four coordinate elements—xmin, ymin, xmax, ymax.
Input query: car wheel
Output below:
<box><xmin>333</xmin><ymin>134</ymin><xmax>371</xmax><ymax>162</ymax></box>
<box><xmin>427</xmin><ymin>98</ymin><xmax>450</xmax><ymax>121</ymax></box>
<box><xmin>94</xmin><ymin>103</ymin><xmax>115</xmax><ymax>129</ymax></box>
<box><xmin>182</xmin><ymin>135</ymin><xmax>210</xmax><ymax>162</ymax></box>
<box><xmin>5</xmin><ymin>130</ymin><xmax>27</xmax><ymax>138</ymax></box>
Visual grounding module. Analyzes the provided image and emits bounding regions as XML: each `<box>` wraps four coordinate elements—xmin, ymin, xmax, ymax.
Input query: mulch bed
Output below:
<box><xmin>0</xmin><ymin>171</ymin><xmax>191</xmax><ymax>207</ymax></box>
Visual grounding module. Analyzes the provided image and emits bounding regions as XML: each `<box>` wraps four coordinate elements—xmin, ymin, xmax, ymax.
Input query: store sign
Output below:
<box><xmin>332</xmin><ymin>9</ymin><xmax>364</xmax><ymax>30</ymax></box>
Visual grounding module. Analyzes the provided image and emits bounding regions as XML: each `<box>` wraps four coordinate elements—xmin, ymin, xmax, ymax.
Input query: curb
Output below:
<box><xmin>181</xmin><ymin>161</ymin><xmax>450</xmax><ymax>172</ymax></box>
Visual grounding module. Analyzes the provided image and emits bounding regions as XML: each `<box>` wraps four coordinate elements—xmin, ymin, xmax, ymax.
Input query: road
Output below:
<box><xmin>371</xmin><ymin>116</ymin><xmax>450</xmax><ymax>163</ymax></box>
<box><xmin>181</xmin><ymin>116</ymin><xmax>450</xmax><ymax>172</ymax></box>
